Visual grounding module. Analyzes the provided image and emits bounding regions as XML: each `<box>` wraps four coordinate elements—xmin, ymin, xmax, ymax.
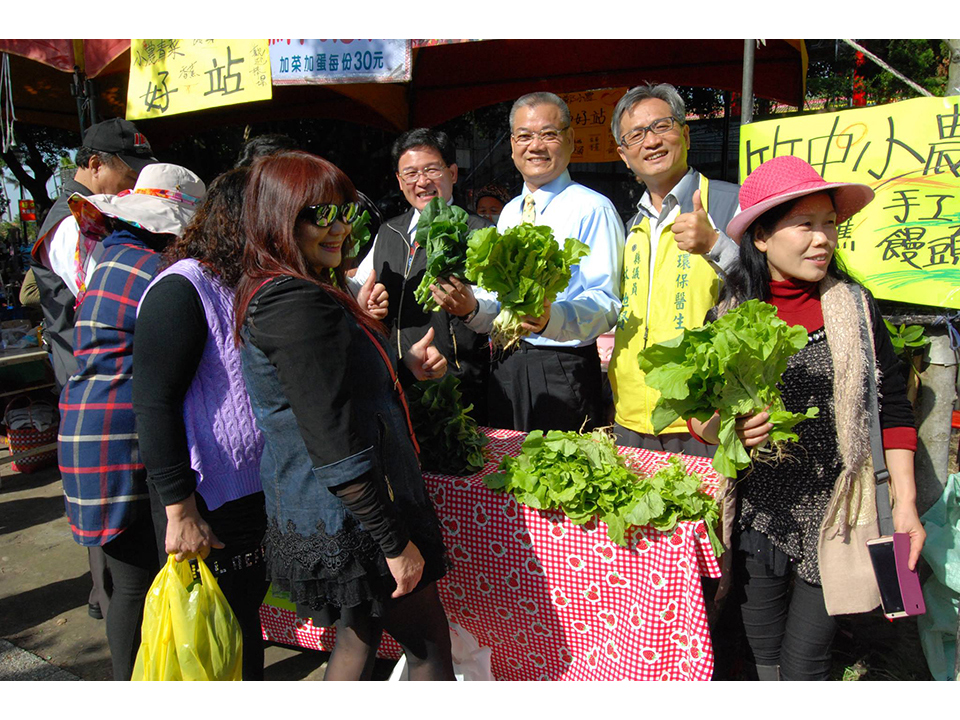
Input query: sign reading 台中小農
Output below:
<box><xmin>269</xmin><ymin>39</ymin><xmax>410</xmax><ymax>85</ymax></box>
<box><xmin>560</xmin><ymin>88</ymin><xmax>627</xmax><ymax>164</ymax></box>
<box><xmin>126</xmin><ymin>40</ymin><xmax>272</xmax><ymax>121</ymax></box>
<box><xmin>740</xmin><ymin>96</ymin><xmax>960</xmax><ymax>310</ymax></box>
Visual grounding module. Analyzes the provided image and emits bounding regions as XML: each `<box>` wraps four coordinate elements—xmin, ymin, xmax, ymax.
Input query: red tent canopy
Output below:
<box><xmin>406</xmin><ymin>39</ymin><xmax>806</xmax><ymax>128</ymax></box>
<box><xmin>0</xmin><ymin>39</ymin><xmax>806</xmax><ymax>144</ymax></box>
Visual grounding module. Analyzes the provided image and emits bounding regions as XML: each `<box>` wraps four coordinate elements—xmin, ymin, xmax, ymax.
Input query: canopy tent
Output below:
<box><xmin>0</xmin><ymin>39</ymin><xmax>806</xmax><ymax>146</ymax></box>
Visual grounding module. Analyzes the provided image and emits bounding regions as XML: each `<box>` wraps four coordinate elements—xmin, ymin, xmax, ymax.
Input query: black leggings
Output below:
<box><xmin>324</xmin><ymin>582</ymin><xmax>455</xmax><ymax>681</ymax></box>
<box><xmin>100</xmin><ymin>504</ymin><xmax>161</xmax><ymax>681</ymax></box>
<box><xmin>734</xmin><ymin>544</ymin><xmax>838</xmax><ymax>681</ymax></box>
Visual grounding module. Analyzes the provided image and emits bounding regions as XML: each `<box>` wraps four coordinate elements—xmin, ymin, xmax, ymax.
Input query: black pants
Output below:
<box><xmin>148</xmin><ymin>487</ymin><xmax>269</xmax><ymax>681</ymax></box>
<box><xmin>734</xmin><ymin>535</ymin><xmax>837</xmax><ymax>680</ymax></box>
<box><xmin>488</xmin><ymin>341</ymin><xmax>602</xmax><ymax>432</ymax></box>
<box><xmin>100</xmin><ymin>502</ymin><xmax>160</xmax><ymax>681</ymax></box>
<box><xmin>612</xmin><ymin>424</ymin><xmax>716</xmax><ymax>459</ymax></box>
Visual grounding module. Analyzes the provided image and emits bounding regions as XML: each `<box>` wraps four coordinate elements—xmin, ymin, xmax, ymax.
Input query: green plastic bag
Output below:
<box><xmin>131</xmin><ymin>554</ymin><xmax>243</xmax><ymax>681</ymax></box>
<box><xmin>918</xmin><ymin>473</ymin><xmax>960</xmax><ymax>681</ymax></box>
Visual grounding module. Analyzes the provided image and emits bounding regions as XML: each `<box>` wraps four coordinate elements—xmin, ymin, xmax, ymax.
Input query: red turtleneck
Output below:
<box><xmin>767</xmin><ymin>277</ymin><xmax>824</xmax><ymax>332</ymax></box>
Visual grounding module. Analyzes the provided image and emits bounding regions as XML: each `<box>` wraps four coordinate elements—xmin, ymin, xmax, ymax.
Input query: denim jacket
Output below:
<box><xmin>239</xmin><ymin>276</ymin><xmax>435</xmax><ymax>551</ymax></box>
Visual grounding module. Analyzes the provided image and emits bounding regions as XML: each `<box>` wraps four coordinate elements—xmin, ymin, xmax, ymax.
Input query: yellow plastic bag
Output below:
<box><xmin>131</xmin><ymin>554</ymin><xmax>243</xmax><ymax>681</ymax></box>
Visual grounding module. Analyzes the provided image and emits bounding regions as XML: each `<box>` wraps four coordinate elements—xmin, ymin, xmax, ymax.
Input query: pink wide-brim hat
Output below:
<box><xmin>725</xmin><ymin>155</ymin><xmax>875</xmax><ymax>242</ymax></box>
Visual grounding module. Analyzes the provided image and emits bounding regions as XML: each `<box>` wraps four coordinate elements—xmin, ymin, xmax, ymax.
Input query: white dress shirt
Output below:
<box><xmin>467</xmin><ymin>169</ymin><xmax>624</xmax><ymax>348</ymax></box>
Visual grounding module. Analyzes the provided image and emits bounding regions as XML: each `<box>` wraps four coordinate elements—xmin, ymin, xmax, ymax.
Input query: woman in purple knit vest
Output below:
<box><xmin>132</xmin><ymin>168</ymin><xmax>269</xmax><ymax>681</ymax></box>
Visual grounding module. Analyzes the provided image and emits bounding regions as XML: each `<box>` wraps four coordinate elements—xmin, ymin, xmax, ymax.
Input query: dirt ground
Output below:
<box><xmin>2</xmin><ymin>433</ymin><xmax>950</xmax><ymax>682</ymax></box>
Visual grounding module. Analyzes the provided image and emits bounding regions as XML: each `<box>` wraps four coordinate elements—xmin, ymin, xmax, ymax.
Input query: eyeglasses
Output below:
<box><xmin>619</xmin><ymin>117</ymin><xmax>683</xmax><ymax>148</ymax></box>
<box><xmin>301</xmin><ymin>202</ymin><xmax>360</xmax><ymax>227</ymax></box>
<box><xmin>511</xmin><ymin>127</ymin><xmax>569</xmax><ymax>145</ymax></box>
<box><xmin>398</xmin><ymin>165</ymin><xmax>447</xmax><ymax>184</ymax></box>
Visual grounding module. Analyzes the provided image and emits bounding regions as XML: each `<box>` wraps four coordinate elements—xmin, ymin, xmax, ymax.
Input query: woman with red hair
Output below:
<box><xmin>234</xmin><ymin>151</ymin><xmax>454</xmax><ymax>681</ymax></box>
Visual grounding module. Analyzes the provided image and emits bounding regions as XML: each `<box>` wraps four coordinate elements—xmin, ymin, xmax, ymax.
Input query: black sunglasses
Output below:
<box><xmin>301</xmin><ymin>202</ymin><xmax>361</xmax><ymax>227</ymax></box>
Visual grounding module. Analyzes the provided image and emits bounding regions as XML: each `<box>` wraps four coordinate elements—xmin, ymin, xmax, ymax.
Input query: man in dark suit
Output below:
<box><xmin>352</xmin><ymin>128</ymin><xmax>492</xmax><ymax>422</ymax></box>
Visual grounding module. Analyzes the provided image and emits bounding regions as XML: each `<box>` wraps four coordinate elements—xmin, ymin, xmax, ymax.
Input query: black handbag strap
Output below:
<box><xmin>860</xmin><ymin>290</ymin><xmax>895</xmax><ymax>537</ymax></box>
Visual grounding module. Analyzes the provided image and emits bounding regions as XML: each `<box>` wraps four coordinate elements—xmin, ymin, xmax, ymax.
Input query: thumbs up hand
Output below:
<box><xmin>672</xmin><ymin>189</ymin><xmax>719</xmax><ymax>255</ymax></box>
<box><xmin>358</xmin><ymin>269</ymin><xmax>389</xmax><ymax>320</ymax></box>
<box><xmin>404</xmin><ymin>326</ymin><xmax>448</xmax><ymax>381</ymax></box>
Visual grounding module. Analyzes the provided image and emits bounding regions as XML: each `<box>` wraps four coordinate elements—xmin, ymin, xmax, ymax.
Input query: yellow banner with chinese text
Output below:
<box><xmin>126</xmin><ymin>40</ymin><xmax>272</xmax><ymax>121</ymax></box>
<box><xmin>560</xmin><ymin>88</ymin><xmax>627</xmax><ymax>164</ymax></box>
<box><xmin>740</xmin><ymin>97</ymin><xmax>960</xmax><ymax>310</ymax></box>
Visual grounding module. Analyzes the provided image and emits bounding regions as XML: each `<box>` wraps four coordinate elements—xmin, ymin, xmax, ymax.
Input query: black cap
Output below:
<box><xmin>82</xmin><ymin>118</ymin><xmax>157</xmax><ymax>173</ymax></box>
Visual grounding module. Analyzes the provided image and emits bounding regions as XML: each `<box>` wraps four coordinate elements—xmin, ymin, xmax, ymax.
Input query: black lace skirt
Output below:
<box><xmin>264</xmin><ymin>501</ymin><xmax>448</xmax><ymax>624</ymax></box>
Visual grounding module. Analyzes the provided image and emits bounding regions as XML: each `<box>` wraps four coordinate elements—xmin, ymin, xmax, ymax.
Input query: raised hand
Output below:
<box><xmin>358</xmin><ymin>269</ymin><xmax>389</xmax><ymax>320</ymax></box>
<box><xmin>405</xmin><ymin>326</ymin><xmax>448</xmax><ymax>381</ymax></box>
<box><xmin>673</xmin><ymin>189</ymin><xmax>719</xmax><ymax>254</ymax></box>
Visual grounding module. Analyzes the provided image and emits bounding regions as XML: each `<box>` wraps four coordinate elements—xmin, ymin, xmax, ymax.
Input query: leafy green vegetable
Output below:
<box><xmin>464</xmin><ymin>222</ymin><xmax>589</xmax><ymax>350</ymax></box>
<box><xmin>412</xmin><ymin>198</ymin><xmax>473</xmax><ymax>312</ymax></box>
<box><xmin>638</xmin><ymin>299</ymin><xmax>818</xmax><ymax>478</ymax></box>
<box><xmin>344</xmin><ymin>210</ymin><xmax>373</xmax><ymax>260</ymax></box>
<box><xmin>484</xmin><ymin>429</ymin><xmax>722</xmax><ymax>554</ymax></box>
<box><xmin>406</xmin><ymin>375</ymin><xmax>489</xmax><ymax>476</ymax></box>
<box><xmin>884</xmin><ymin>319</ymin><xmax>928</xmax><ymax>382</ymax></box>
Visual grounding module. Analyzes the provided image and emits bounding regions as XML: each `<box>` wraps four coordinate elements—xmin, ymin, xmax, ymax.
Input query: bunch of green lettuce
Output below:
<box><xmin>343</xmin><ymin>210</ymin><xmax>373</xmax><ymax>260</ymax></box>
<box><xmin>464</xmin><ymin>223</ymin><xmax>589</xmax><ymax>349</ymax></box>
<box><xmin>405</xmin><ymin>375</ymin><xmax>489</xmax><ymax>476</ymax></box>
<box><xmin>638</xmin><ymin>299</ymin><xmax>819</xmax><ymax>479</ymax></box>
<box><xmin>484</xmin><ymin>429</ymin><xmax>721</xmax><ymax>554</ymax></box>
<box><xmin>412</xmin><ymin>198</ymin><xmax>472</xmax><ymax>312</ymax></box>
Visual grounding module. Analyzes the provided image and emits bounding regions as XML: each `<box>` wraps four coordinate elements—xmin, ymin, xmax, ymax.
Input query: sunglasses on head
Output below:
<box><xmin>301</xmin><ymin>201</ymin><xmax>361</xmax><ymax>227</ymax></box>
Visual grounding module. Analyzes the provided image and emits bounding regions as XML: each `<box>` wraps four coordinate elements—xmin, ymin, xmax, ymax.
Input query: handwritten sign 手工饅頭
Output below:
<box><xmin>740</xmin><ymin>96</ymin><xmax>960</xmax><ymax>310</ymax></box>
<box><xmin>126</xmin><ymin>40</ymin><xmax>271</xmax><ymax>121</ymax></box>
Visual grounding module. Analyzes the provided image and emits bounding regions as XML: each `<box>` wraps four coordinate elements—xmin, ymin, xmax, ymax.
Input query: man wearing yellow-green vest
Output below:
<box><xmin>607</xmin><ymin>83</ymin><xmax>741</xmax><ymax>457</ymax></box>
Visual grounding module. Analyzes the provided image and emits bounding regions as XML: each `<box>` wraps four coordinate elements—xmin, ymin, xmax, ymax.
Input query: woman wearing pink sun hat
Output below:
<box><xmin>690</xmin><ymin>155</ymin><xmax>924</xmax><ymax>681</ymax></box>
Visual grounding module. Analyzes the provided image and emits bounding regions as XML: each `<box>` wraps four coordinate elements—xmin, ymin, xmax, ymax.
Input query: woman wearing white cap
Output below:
<box><xmin>58</xmin><ymin>163</ymin><xmax>206</xmax><ymax>681</ymax></box>
<box><xmin>689</xmin><ymin>155</ymin><xmax>925</xmax><ymax>681</ymax></box>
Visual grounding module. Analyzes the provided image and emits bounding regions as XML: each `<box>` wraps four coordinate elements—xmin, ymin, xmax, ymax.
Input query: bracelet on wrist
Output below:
<box><xmin>461</xmin><ymin>302</ymin><xmax>479</xmax><ymax>323</ymax></box>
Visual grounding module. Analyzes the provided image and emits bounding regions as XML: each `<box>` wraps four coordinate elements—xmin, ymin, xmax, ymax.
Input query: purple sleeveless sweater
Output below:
<box><xmin>145</xmin><ymin>259</ymin><xmax>263</xmax><ymax>510</ymax></box>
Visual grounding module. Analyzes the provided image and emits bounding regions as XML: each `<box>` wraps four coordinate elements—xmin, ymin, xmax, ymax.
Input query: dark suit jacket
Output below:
<box><xmin>370</xmin><ymin>206</ymin><xmax>492</xmax><ymax>422</ymax></box>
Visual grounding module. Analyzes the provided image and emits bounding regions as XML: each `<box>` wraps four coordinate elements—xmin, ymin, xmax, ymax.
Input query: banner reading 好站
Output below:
<box><xmin>126</xmin><ymin>40</ymin><xmax>272</xmax><ymax>121</ymax></box>
<box><xmin>269</xmin><ymin>39</ymin><xmax>410</xmax><ymax>85</ymax></box>
<box><xmin>740</xmin><ymin>96</ymin><xmax>960</xmax><ymax>310</ymax></box>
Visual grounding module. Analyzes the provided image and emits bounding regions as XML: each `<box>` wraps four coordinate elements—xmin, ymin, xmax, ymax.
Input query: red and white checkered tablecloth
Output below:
<box><xmin>260</xmin><ymin>428</ymin><xmax>722</xmax><ymax>680</ymax></box>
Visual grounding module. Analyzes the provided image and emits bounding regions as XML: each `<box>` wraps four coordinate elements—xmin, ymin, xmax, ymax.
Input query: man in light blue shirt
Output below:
<box><xmin>432</xmin><ymin>92</ymin><xmax>623</xmax><ymax>431</ymax></box>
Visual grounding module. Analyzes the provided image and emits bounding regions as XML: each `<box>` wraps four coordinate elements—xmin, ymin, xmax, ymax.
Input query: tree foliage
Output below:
<box><xmin>0</xmin><ymin>125</ymin><xmax>77</xmax><ymax>218</ymax></box>
<box><xmin>805</xmin><ymin>40</ymin><xmax>950</xmax><ymax>110</ymax></box>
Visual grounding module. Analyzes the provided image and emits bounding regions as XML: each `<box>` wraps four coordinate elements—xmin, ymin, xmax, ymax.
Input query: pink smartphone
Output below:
<box><xmin>866</xmin><ymin>533</ymin><xmax>925</xmax><ymax>620</ymax></box>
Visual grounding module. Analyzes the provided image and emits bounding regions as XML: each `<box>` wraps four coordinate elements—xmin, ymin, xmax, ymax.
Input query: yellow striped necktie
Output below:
<box><xmin>521</xmin><ymin>194</ymin><xmax>536</xmax><ymax>223</ymax></box>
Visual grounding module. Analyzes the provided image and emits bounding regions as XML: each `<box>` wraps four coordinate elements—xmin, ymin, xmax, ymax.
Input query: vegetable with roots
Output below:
<box><xmin>638</xmin><ymin>299</ymin><xmax>819</xmax><ymax>478</ymax></box>
<box><xmin>464</xmin><ymin>222</ymin><xmax>589</xmax><ymax>350</ymax></box>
